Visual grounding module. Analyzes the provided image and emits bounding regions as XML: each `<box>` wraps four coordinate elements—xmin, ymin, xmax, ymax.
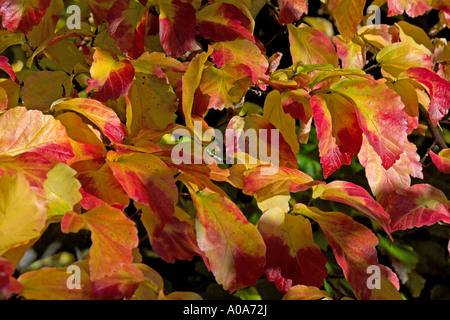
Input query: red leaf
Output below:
<box><xmin>311</xmin><ymin>92</ymin><xmax>363</xmax><ymax>178</ymax></box>
<box><xmin>106</xmin><ymin>150</ymin><xmax>178</xmax><ymax>230</ymax></box>
<box><xmin>389</xmin><ymin>184</ymin><xmax>450</xmax><ymax>231</ymax></box>
<box><xmin>0</xmin><ymin>0</ymin><xmax>51</xmax><ymax>33</ymax></box>
<box><xmin>75</xmin><ymin>160</ymin><xmax>130</xmax><ymax>211</ymax></box>
<box><xmin>276</xmin><ymin>0</ymin><xmax>308</xmax><ymax>25</ymax></box>
<box><xmin>258</xmin><ymin>207</ymin><xmax>327</xmax><ymax>292</ymax></box>
<box><xmin>0</xmin><ymin>56</ymin><xmax>17</xmax><ymax>83</ymax></box>
<box><xmin>86</xmin><ymin>48</ymin><xmax>135</xmax><ymax>102</ymax></box>
<box><xmin>331</xmin><ymin>77</ymin><xmax>409</xmax><ymax>170</ymax></box>
<box><xmin>61</xmin><ymin>207</ymin><xmax>139</xmax><ymax>281</ymax></box>
<box><xmin>0</xmin><ymin>257</ymin><xmax>23</xmax><ymax>299</ymax></box>
<box><xmin>52</xmin><ymin>98</ymin><xmax>126</xmax><ymax>145</ymax></box>
<box><xmin>197</xmin><ymin>2</ymin><xmax>255</xmax><ymax>43</ymax></box>
<box><xmin>106</xmin><ymin>0</ymin><xmax>149</xmax><ymax>59</ymax></box>
<box><xmin>387</xmin><ymin>0</ymin><xmax>432</xmax><ymax>17</ymax></box>
<box><xmin>158</xmin><ymin>0</ymin><xmax>197</xmax><ymax>58</ymax></box>
<box><xmin>189</xmin><ymin>186</ymin><xmax>266</xmax><ymax>292</ymax></box>
<box><xmin>314</xmin><ymin>181</ymin><xmax>392</xmax><ymax>237</ymax></box>
<box><xmin>404</xmin><ymin>67</ymin><xmax>450</xmax><ymax>126</ymax></box>
<box><xmin>293</xmin><ymin>204</ymin><xmax>400</xmax><ymax>300</ymax></box>
<box><xmin>139</xmin><ymin>204</ymin><xmax>203</xmax><ymax>263</ymax></box>
<box><xmin>430</xmin><ymin>149</ymin><xmax>450</xmax><ymax>173</ymax></box>
<box><xmin>0</xmin><ymin>152</ymin><xmax>54</xmax><ymax>189</ymax></box>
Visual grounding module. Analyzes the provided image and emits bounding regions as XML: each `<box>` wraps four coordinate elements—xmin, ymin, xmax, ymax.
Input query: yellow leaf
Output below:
<box><xmin>0</xmin><ymin>173</ymin><xmax>46</xmax><ymax>255</ymax></box>
<box><xmin>43</xmin><ymin>163</ymin><xmax>82</xmax><ymax>219</ymax></box>
<box><xmin>263</xmin><ymin>90</ymin><xmax>299</xmax><ymax>154</ymax></box>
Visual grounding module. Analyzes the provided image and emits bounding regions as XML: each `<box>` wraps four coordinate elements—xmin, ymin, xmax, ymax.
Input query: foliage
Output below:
<box><xmin>0</xmin><ymin>0</ymin><xmax>449</xmax><ymax>300</ymax></box>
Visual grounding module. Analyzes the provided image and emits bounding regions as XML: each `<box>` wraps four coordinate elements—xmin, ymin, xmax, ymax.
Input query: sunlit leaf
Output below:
<box><xmin>61</xmin><ymin>206</ymin><xmax>139</xmax><ymax>281</ymax></box>
<box><xmin>389</xmin><ymin>184</ymin><xmax>450</xmax><ymax>231</ymax></box>
<box><xmin>0</xmin><ymin>173</ymin><xmax>46</xmax><ymax>255</ymax></box>
<box><xmin>0</xmin><ymin>0</ymin><xmax>51</xmax><ymax>33</ymax></box>
<box><xmin>52</xmin><ymin>98</ymin><xmax>126</xmax><ymax>145</ymax></box>
<box><xmin>0</xmin><ymin>107</ymin><xmax>73</xmax><ymax>163</ymax></box>
<box><xmin>196</xmin><ymin>2</ymin><xmax>254</xmax><ymax>43</ymax></box>
<box><xmin>430</xmin><ymin>148</ymin><xmax>450</xmax><ymax>174</ymax></box>
<box><xmin>258</xmin><ymin>207</ymin><xmax>327</xmax><ymax>292</ymax></box>
<box><xmin>189</xmin><ymin>186</ymin><xmax>266</xmax><ymax>292</ymax></box>
<box><xmin>106</xmin><ymin>150</ymin><xmax>178</xmax><ymax>229</ymax></box>
<box><xmin>288</xmin><ymin>24</ymin><xmax>339</xmax><ymax>67</ymax></box>
<box><xmin>292</xmin><ymin>204</ymin><xmax>400</xmax><ymax>300</ymax></box>
<box><xmin>86</xmin><ymin>47</ymin><xmax>135</xmax><ymax>102</ymax></box>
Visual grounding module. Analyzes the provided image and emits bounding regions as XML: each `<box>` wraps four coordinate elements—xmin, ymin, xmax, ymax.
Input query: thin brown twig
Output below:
<box><xmin>419</xmin><ymin>105</ymin><xmax>448</xmax><ymax>150</ymax></box>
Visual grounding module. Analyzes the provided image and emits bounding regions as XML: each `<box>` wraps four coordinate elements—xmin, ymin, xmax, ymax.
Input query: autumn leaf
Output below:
<box><xmin>358</xmin><ymin>136</ymin><xmax>423</xmax><ymax>208</ymax></box>
<box><xmin>330</xmin><ymin>77</ymin><xmax>409</xmax><ymax>170</ymax></box>
<box><xmin>258</xmin><ymin>207</ymin><xmax>327</xmax><ymax>292</ymax></box>
<box><xmin>211</xmin><ymin>39</ymin><xmax>268</xmax><ymax>83</ymax></box>
<box><xmin>327</xmin><ymin>0</ymin><xmax>365</xmax><ymax>42</ymax></box>
<box><xmin>333</xmin><ymin>35</ymin><xmax>366</xmax><ymax>70</ymax></box>
<box><xmin>430</xmin><ymin>148</ymin><xmax>450</xmax><ymax>173</ymax></box>
<box><xmin>18</xmin><ymin>260</ymin><xmax>93</xmax><ymax>300</ymax></box>
<box><xmin>43</xmin><ymin>163</ymin><xmax>82</xmax><ymax>219</ymax></box>
<box><xmin>403</xmin><ymin>67</ymin><xmax>450</xmax><ymax>126</ymax></box>
<box><xmin>243</xmin><ymin>165</ymin><xmax>316</xmax><ymax>201</ymax></box>
<box><xmin>196</xmin><ymin>2</ymin><xmax>255</xmax><ymax>43</ymax></box>
<box><xmin>21</xmin><ymin>70</ymin><xmax>71</xmax><ymax>111</ymax></box>
<box><xmin>138</xmin><ymin>204</ymin><xmax>203</xmax><ymax>263</ymax></box>
<box><xmin>157</xmin><ymin>0</ymin><xmax>197</xmax><ymax>58</ymax></box>
<box><xmin>0</xmin><ymin>257</ymin><xmax>23</xmax><ymax>299</ymax></box>
<box><xmin>310</xmin><ymin>92</ymin><xmax>363</xmax><ymax>178</ymax></box>
<box><xmin>200</xmin><ymin>63</ymin><xmax>253</xmax><ymax>110</ymax></box>
<box><xmin>389</xmin><ymin>184</ymin><xmax>450</xmax><ymax>232</ymax></box>
<box><xmin>52</xmin><ymin>98</ymin><xmax>126</xmax><ymax>145</ymax></box>
<box><xmin>181</xmin><ymin>48</ymin><xmax>212</xmax><ymax>133</ymax></box>
<box><xmin>263</xmin><ymin>90</ymin><xmax>299</xmax><ymax>155</ymax></box>
<box><xmin>106</xmin><ymin>150</ymin><xmax>178</xmax><ymax>230</ymax></box>
<box><xmin>126</xmin><ymin>72</ymin><xmax>178</xmax><ymax>138</ymax></box>
<box><xmin>0</xmin><ymin>107</ymin><xmax>73</xmax><ymax>163</ymax></box>
<box><xmin>75</xmin><ymin>160</ymin><xmax>129</xmax><ymax>211</ymax></box>
<box><xmin>288</xmin><ymin>24</ymin><xmax>339</xmax><ymax>67</ymax></box>
<box><xmin>0</xmin><ymin>173</ymin><xmax>47</xmax><ymax>255</ymax></box>
<box><xmin>283</xmin><ymin>285</ymin><xmax>331</xmax><ymax>300</ymax></box>
<box><xmin>313</xmin><ymin>180</ymin><xmax>392</xmax><ymax>236</ymax></box>
<box><xmin>0</xmin><ymin>152</ymin><xmax>54</xmax><ymax>189</ymax></box>
<box><xmin>276</xmin><ymin>0</ymin><xmax>308</xmax><ymax>25</ymax></box>
<box><xmin>225</xmin><ymin>114</ymin><xmax>298</xmax><ymax>169</ymax></box>
<box><xmin>387</xmin><ymin>0</ymin><xmax>432</xmax><ymax>17</ymax></box>
<box><xmin>0</xmin><ymin>0</ymin><xmax>51</xmax><ymax>33</ymax></box>
<box><xmin>86</xmin><ymin>47</ymin><xmax>135</xmax><ymax>102</ymax></box>
<box><xmin>61</xmin><ymin>206</ymin><xmax>139</xmax><ymax>281</ymax></box>
<box><xmin>188</xmin><ymin>186</ymin><xmax>266</xmax><ymax>292</ymax></box>
<box><xmin>0</xmin><ymin>56</ymin><xmax>17</xmax><ymax>83</ymax></box>
<box><xmin>292</xmin><ymin>204</ymin><xmax>400</xmax><ymax>300</ymax></box>
<box><xmin>56</xmin><ymin>112</ymin><xmax>107</xmax><ymax>165</ymax></box>
<box><xmin>106</xmin><ymin>0</ymin><xmax>149</xmax><ymax>59</ymax></box>
<box><xmin>376</xmin><ymin>42</ymin><xmax>433</xmax><ymax>78</ymax></box>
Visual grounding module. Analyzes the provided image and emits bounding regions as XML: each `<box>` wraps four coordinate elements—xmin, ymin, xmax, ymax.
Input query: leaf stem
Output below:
<box><xmin>419</xmin><ymin>105</ymin><xmax>448</xmax><ymax>150</ymax></box>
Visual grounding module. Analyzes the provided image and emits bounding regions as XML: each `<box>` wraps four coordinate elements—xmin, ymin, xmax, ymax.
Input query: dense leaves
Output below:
<box><xmin>0</xmin><ymin>0</ymin><xmax>449</xmax><ymax>301</ymax></box>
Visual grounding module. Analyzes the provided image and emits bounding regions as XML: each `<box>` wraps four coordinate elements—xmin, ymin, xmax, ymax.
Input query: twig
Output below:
<box><xmin>419</xmin><ymin>105</ymin><xmax>448</xmax><ymax>150</ymax></box>
<box><xmin>420</xmin><ymin>140</ymin><xmax>436</xmax><ymax>164</ymax></box>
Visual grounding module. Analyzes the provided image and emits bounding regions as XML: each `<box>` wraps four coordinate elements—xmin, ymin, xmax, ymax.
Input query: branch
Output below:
<box><xmin>419</xmin><ymin>105</ymin><xmax>448</xmax><ymax>150</ymax></box>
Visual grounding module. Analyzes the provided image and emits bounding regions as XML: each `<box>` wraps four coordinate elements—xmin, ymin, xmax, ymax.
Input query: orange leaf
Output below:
<box><xmin>52</xmin><ymin>98</ymin><xmax>126</xmax><ymax>145</ymax></box>
<box><xmin>189</xmin><ymin>187</ymin><xmax>266</xmax><ymax>292</ymax></box>
<box><xmin>0</xmin><ymin>107</ymin><xmax>73</xmax><ymax>163</ymax></box>
<box><xmin>61</xmin><ymin>206</ymin><xmax>139</xmax><ymax>281</ymax></box>
<box><xmin>86</xmin><ymin>47</ymin><xmax>135</xmax><ymax>102</ymax></box>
